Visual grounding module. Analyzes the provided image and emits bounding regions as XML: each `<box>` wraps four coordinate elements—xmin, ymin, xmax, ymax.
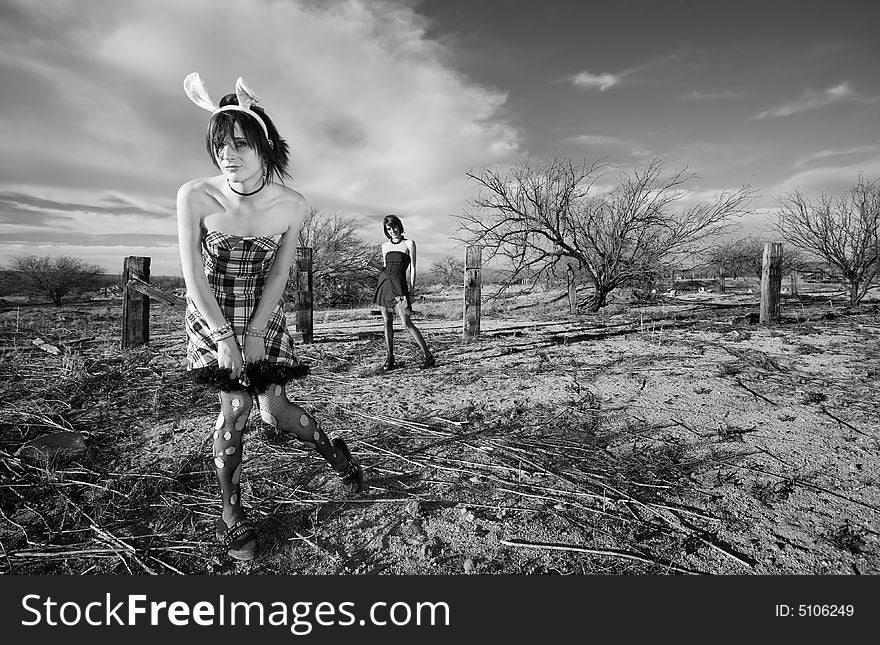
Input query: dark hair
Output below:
<box><xmin>382</xmin><ymin>214</ymin><xmax>404</xmax><ymax>240</ymax></box>
<box><xmin>206</xmin><ymin>93</ymin><xmax>291</xmax><ymax>183</ymax></box>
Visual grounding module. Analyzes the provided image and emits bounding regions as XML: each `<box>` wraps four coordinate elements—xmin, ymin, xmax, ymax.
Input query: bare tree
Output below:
<box><xmin>456</xmin><ymin>154</ymin><xmax>753</xmax><ymax>311</ymax></box>
<box><xmin>708</xmin><ymin>235</ymin><xmax>809</xmax><ymax>280</ymax></box>
<box><xmin>9</xmin><ymin>255</ymin><xmax>104</xmax><ymax>305</ymax></box>
<box><xmin>430</xmin><ymin>255</ymin><xmax>465</xmax><ymax>286</ymax></box>
<box><xmin>294</xmin><ymin>208</ymin><xmax>382</xmax><ymax>307</ymax></box>
<box><xmin>776</xmin><ymin>175</ymin><xmax>880</xmax><ymax>307</ymax></box>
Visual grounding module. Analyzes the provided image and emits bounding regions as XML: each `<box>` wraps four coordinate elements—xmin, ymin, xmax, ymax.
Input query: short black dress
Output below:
<box><xmin>373</xmin><ymin>247</ymin><xmax>412</xmax><ymax>310</ymax></box>
<box><xmin>184</xmin><ymin>227</ymin><xmax>308</xmax><ymax>392</ymax></box>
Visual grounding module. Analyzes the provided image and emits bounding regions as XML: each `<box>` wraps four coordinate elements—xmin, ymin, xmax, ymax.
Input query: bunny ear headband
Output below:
<box><xmin>183</xmin><ymin>72</ymin><xmax>270</xmax><ymax>141</ymax></box>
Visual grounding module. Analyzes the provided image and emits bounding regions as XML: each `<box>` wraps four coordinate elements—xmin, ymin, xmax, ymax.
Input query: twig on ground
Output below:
<box><xmin>819</xmin><ymin>405</ymin><xmax>872</xmax><ymax>438</ymax></box>
<box><xmin>291</xmin><ymin>529</ymin><xmax>342</xmax><ymax>562</ymax></box>
<box><xmin>735</xmin><ymin>378</ymin><xmax>778</xmax><ymax>406</ymax></box>
<box><xmin>705</xmin><ymin>455</ymin><xmax>880</xmax><ymax>512</ymax></box>
<box><xmin>147</xmin><ymin>555</ymin><xmax>186</xmax><ymax>575</ymax></box>
<box><xmin>669</xmin><ymin>418</ymin><xmax>711</xmax><ymax>438</ymax></box>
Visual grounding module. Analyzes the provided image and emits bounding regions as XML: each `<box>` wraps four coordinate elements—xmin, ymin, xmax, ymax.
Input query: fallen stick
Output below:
<box><xmin>819</xmin><ymin>405</ymin><xmax>872</xmax><ymax>438</ymax></box>
<box><xmin>705</xmin><ymin>455</ymin><xmax>880</xmax><ymax>513</ymax></box>
<box><xmin>734</xmin><ymin>378</ymin><xmax>777</xmax><ymax>406</ymax></box>
<box><xmin>359</xmin><ymin>441</ymin><xmax>477</xmax><ymax>476</ymax></box>
<box><xmin>148</xmin><ymin>555</ymin><xmax>186</xmax><ymax>575</ymax></box>
<box><xmin>91</xmin><ymin>524</ymin><xmax>156</xmax><ymax>575</ymax></box>
<box><xmin>347</xmin><ymin>410</ymin><xmax>450</xmax><ymax>437</ymax></box>
<box><xmin>291</xmin><ymin>529</ymin><xmax>342</xmax><ymax>561</ymax></box>
<box><xmin>408</xmin><ymin>429</ymin><xmax>488</xmax><ymax>455</ymax></box>
<box><xmin>10</xmin><ymin>548</ymin><xmax>122</xmax><ymax>558</ymax></box>
<box><xmin>673</xmin><ymin>516</ymin><xmax>757</xmax><ymax>569</ymax></box>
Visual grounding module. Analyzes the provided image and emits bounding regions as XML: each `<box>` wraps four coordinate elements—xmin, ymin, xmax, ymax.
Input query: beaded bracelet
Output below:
<box><xmin>245</xmin><ymin>325</ymin><xmax>267</xmax><ymax>338</ymax></box>
<box><xmin>209</xmin><ymin>322</ymin><xmax>233</xmax><ymax>341</ymax></box>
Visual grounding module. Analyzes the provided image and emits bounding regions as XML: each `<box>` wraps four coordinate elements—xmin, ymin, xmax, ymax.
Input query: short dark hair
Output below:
<box><xmin>206</xmin><ymin>93</ymin><xmax>291</xmax><ymax>183</ymax></box>
<box><xmin>382</xmin><ymin>214</ymin><xmax>404</xmax><ymax>240</ymax></box>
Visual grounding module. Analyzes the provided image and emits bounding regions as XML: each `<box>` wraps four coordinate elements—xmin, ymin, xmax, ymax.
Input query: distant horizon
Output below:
<box><xmin>0</xmin><ymin>249</ymin><xmax>837</xmax><ymax>284</ymax></box>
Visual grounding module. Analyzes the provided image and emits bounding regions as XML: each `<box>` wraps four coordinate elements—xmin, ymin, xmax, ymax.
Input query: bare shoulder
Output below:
<box><xmin>177</xmin><ymin>176</ymin><xmax>215</xmax><ymax>198</ymax></box>
<box><xmin>272</xmin><ymin>184</ymin><xmax>308</xmax><ymax>229</ymax></box>
<box><xmin>176</xmin><ymin>177</ymin><xmax>220</xmax><ymax>221</ymax></box>
<box><xmin>405</xmin><ymin>238</ymin><xmax>418</xmax><ymax>251</ymax></box>
<box><xmin>178</xmin><ymin>176</ymin><xmax>223</xmax><ymax>206</ymax></box>
<box><xmin>274</xmin><ymin>184</ymin><xmax>307</xmax><ymax>210</ymax></box>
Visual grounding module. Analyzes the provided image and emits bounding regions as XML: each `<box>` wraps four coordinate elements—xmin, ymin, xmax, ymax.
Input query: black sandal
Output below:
<box><xmin>379</xmin><ymin>359</ymin><xmax>396</xmax><ymax>372</ymax></box>
<box><xmin>332</xmin><ymin>438</ymin><xmax>368</xmax><ymax>495</ymax></box>
<box><xmin>215</xmin><ymin>516</ymin><xmax>258</xmax><ymax>561</ymax></box>
<box><xmin>419</xmin><ymin>355</ymin><xmax>437</xmax><ymax>370</ymax></box>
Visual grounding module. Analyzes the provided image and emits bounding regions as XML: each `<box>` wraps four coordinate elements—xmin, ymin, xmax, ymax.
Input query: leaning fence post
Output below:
<box><xmin>121</xmin><ymin>256</ymin><xmax>150</xmax><ymax>349</ymax></box>
<box><xmin>567</xmin><ymin>266</ymin><xmax>578</xmax><ymax>314</ymax></box>
<box><xmin>294</xmin><ymin>247</ymin><xmax>314</xmax><ymax>344</ymax></box>
<box><xmin>463</xmin><ymin>245</ymin><xmax>482</xmax><ymax>343</ymax></box>
<box><xmin>760</xmin><ymin>242</ymin><xmax>783</xmax><ymax>325</ymax></box>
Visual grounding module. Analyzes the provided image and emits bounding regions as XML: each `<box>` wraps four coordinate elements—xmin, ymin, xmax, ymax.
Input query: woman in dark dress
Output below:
<box><xmin>373</xmin><ymin>215</ymin><xmax>436</xmax><ymax>371</ymax></box>
<box><xmin>178</xmin><ymin>72</ymin><xmax>366</xmax><ymax>561</ymax></box>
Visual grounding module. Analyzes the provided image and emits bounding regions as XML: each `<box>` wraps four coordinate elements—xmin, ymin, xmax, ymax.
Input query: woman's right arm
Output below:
<box><xmin>177</xmin><ymin>181</ymin><xmax>243</xmax><ymax>378</ymax></box>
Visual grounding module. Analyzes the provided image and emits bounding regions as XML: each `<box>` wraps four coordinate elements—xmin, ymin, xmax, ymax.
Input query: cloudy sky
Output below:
<box><xmin>1</xmin><ymin>0</ymin><xmax>878</xmax><ymax>275</ymax></box>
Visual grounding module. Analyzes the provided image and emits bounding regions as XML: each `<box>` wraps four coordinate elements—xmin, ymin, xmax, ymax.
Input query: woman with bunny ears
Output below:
<box><xmin>177</xmin><ymin>73</ymin><xmax>366</xmax><ymax>561</ymax></box>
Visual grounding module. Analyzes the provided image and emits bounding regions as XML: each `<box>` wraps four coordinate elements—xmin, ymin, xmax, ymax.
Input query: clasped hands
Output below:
<box><xmin>217</xmin><ymin>334</ymin><xmax>266</xmax><ymax>380</ymax></box>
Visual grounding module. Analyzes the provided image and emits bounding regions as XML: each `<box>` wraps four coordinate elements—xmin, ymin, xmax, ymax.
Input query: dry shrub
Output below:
<box><xmin>797</xmin><ymin>389</ymin><xmax>828</xmax><ymax>404</ymax></box>
<box><xmin>828</xmin><ymin>522</ymin><xmax>867</xmax><ymax>555</ymax></box>
<box><xmin>752</xmin><ymin>478</ymin><xmax>795</xmax><ymax>506</ymax></box>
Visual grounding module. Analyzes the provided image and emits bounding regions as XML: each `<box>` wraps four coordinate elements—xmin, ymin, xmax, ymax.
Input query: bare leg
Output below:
<box><xmin>258</xmin><ymin>382</ymin><xmax>366</xmax><ymax>494</ymax></box>
<box><xmin>397</xmin><ymin>300</ymin><xmax>435</xmax><ymax>366</ymax></box>
<box><xmin>381</xmin><ymin>307</ymin><xmax>395</xmax><ymax>369</ymax></box>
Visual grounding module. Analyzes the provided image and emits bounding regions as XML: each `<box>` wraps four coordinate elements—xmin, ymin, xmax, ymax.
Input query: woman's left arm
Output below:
<box><xmin>407</xmin><ymin>239</ymin><xmax>418</xmax><ymax>291</ymax></box>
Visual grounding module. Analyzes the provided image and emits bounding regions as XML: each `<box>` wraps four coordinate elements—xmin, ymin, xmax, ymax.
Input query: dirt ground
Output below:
<box><xmin>1</xmin><ymin>286</ymin><xmax>878</xmax><ymax>575</ymax></box>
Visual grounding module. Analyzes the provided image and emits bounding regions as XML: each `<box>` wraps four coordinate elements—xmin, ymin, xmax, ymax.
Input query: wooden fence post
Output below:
<box><xmin>121</xmin><ymin>256</ymin><xmax>150</xmax><ymax>349</ymax></box>
<box><xmin>760</xmin><ymin>242</ymin><xmax>783</xmax><ymax>325</ymax></box>
<box><xmin>790</xmin><ymin>270</ymin><xmax>799</xmax><ymax>297</ymax></box>
<box><xmin>463</xmin><ymin>245</ymin><xmax>482</xmax><ymax>343</ymax></box>
<box><xmin>717</xmin><ymin>265</ymin><xmax>726</xmax><ymax>294</ymax></box>
<box><xmin>294</xmin><ymin>247</ymin><xmax>313</xmax><ymax>344</ymax></box>
<box><xmin>567</xmin><ymin>266</ymin><xmax>578</xmax><ymax>314</ymax></box>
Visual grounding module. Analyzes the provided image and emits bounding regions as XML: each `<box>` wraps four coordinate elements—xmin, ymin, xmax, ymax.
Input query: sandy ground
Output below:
<box><xmin>1</xmin><ymin>290</ymin><xmax>878</xmax><ymax>575</ymax></box>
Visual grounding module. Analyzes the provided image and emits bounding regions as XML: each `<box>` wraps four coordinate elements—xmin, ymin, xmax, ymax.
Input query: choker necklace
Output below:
<box><xmin>227</xmin><ymin>177</ymin><xmax>266</xmax><ymax>197</ymax></box>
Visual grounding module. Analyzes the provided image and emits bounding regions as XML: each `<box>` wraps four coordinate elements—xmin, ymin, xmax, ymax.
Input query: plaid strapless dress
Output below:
<box><xmin>184</xmin><ymin>227</ymin><xmax>307</xmax><ymax>392</ymax></box>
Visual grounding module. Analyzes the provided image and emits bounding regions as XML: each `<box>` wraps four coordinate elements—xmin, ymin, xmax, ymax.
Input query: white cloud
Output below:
<box><xmin>567</xmin><ymin>51</ymin><xmax>678</xmax><ymax>92</ymax></box>
<box><xmin>769</xmin><ymin>156</ymin><xmax>880</xmax><ymax>197</ymax></box>
<box><xmin>792</xmin><ymin>146</ymin><xmax>879</xmax><ymax>168</ymax></box>
<box><xmin>753</xmin><ymin>82</ymin><xmax>866</xmax><ymax>119</ymax></box>
<box><xmin>565</xmin><ymin>134</ymin><xmax>652</xmax><ymax>158</ymax></box>
<box><xmin>96</xmin><ymin>0</ymin><xmax>519</xmax><ymax>216</ymax></box>
<box><xmin>0</xmin><ymin>0</ymin><xmax>521</xmax><ymax>270</ymax></box>
<box><xmin>567</xmin><ymin>134</ymin><xmax>625</xmax><ymax>146</ymax></box>
<box><xmin>569</xmin><ymin>71</ymin><xmax>621</xmax><ymax>91</ymax></box>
